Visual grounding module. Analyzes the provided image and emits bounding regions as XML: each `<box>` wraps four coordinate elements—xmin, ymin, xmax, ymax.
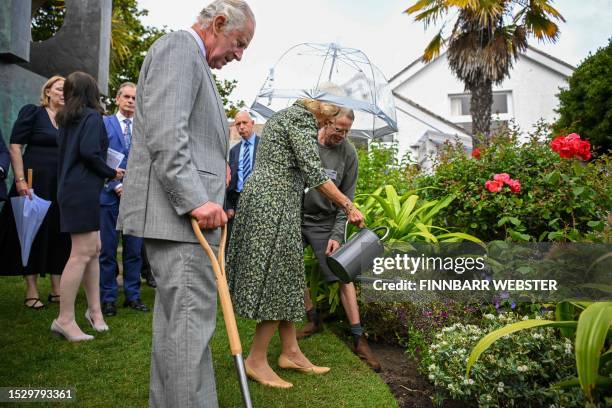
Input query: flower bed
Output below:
<box><xmin>424</xmin><ymin>313</ymin><xmax>583</xmax><ymax>407</ymax></box>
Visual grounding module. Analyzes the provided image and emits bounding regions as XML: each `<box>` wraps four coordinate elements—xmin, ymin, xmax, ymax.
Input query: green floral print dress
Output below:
<box><xmin>227</xmin><ymin>102</ymin><xmax>329</xmax><ymax>321</ymax></box>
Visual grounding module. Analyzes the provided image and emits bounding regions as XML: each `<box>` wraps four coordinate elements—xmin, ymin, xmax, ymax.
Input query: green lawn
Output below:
<box><xmin>0</xmin><ymin>276</ymin><xmax>396</xmax><ymax>407</ymax></box>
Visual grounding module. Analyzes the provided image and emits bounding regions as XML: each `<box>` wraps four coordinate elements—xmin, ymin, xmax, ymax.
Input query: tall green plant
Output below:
<box><xmin>355</xmin><ymin>185</ymin><xmax>481</xmax><ymax>243</ymax></box>
<box><xmin>355</xmin><ymin>142</ymin><xmax>416</xmax><ymax>196</ymax></box>
<box><xmin>466</xmin><ymin>301</ymin><xmax>612</xmax><ymax>404</ymax></box>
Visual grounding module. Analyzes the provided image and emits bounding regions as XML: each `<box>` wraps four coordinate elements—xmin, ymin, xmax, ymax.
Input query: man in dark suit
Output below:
<box><xmin>0</xmin><ymin>130</ymin><xmax>10</xmax><ymax>202</ymax></box>
<box><xmin>226</xmin><ymin>110</ymin><xmax>259</xmax><ymax>229</ymax></box>
<box><xmin>99</xmin><ymin>82</ymin><xmax>148</xmax><ymax>317</ymax></box>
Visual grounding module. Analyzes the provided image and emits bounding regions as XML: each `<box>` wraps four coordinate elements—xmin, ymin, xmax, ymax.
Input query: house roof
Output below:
<box><xmin>389</xmin><ymin>45</ymin><xmax>574</xmax><ymax>86</ymax></box>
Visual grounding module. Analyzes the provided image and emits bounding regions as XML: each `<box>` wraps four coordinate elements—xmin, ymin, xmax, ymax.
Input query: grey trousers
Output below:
<box><xmin>144</xmin><ymin>239</ymin><xmax>219</xmax><ymax>408</ymax></box>
<box><xmin>302</xmin><ymin>223</ymin><xmax>339</xmax><ymax>283</ymax></box>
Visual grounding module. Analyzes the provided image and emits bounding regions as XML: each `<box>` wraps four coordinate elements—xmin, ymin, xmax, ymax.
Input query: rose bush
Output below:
<box><xmin>415</xmin><ymin>123</ymin><xmax>611</xmax><ymax>242</ymax></box>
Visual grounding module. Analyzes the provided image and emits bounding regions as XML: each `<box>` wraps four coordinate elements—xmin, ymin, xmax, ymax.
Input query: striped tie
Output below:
<box><xmin>123</xmin><ymin>118</ymin><xmax>132</xmax><ymax>150</ymax></box>
<box><xmin>242</xmin><ymin>140</ymin><xmax>251</xmax><ymax>181</ymax></box>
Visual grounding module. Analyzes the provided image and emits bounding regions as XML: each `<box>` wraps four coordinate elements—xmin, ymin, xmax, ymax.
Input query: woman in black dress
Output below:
<box><xmin>0</xmin><ymin>76</ymin><xmax>71</xmax><ymax>309</ymax></box>
<box><xmin>51</xmin><ymin>72</ymin><xmax>123</xmax><ymax>342</ymax></box>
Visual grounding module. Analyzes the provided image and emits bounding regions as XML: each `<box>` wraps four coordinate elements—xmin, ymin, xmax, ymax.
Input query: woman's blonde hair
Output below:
<box><xmin>40</xmin><ymin>75</ymin><xmax>65</xmax><ymax>107</ymax></box>
<box><xmin>299</xmin><ymin>99</ymin><xmax>342</xmax><ymax>122</ymax></box>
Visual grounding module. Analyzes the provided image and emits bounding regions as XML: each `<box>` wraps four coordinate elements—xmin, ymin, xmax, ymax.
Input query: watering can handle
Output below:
<box><xmin>343</xmin><ymin>221</ymin><xmax>390</xmax><ymax>243</ymax></box>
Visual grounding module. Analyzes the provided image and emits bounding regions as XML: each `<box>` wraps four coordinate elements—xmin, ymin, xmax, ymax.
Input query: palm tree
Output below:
<box><xmin>405</xmin><ymin>0</ymin><xmax>564</xmax><ymax>143</ymax></box>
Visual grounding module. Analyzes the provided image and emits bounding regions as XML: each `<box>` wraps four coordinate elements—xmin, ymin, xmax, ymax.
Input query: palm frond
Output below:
<box><xmin>423</xmin><ymin>29</ymin><xmax>447</xmax><ymax>62</ymax></box>
<box><xmin>405</xmin><ymin>0</ymin><xmax>449</xmax><ymax>27</ymax></box>
<box><xmin>524</xmin><ymin>9</ymin><xmax>560</xmax><ymax>41</ymax></box>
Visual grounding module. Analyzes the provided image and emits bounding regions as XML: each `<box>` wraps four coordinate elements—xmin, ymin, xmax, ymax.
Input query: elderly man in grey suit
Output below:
<box><xmin>117</xmin><ymin>1</ymin><xmax>255</xmax><ymax>406</ymax></box>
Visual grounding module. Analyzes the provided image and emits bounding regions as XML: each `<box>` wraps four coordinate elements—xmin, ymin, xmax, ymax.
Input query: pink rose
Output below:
<box><xmin>565</xmin><ymin>133</ymin><xmax>581</xmax><ymax>141</ymax></box>
<box><xmin>493</xmin><ymin>173</ymin><xmax>511</xmax><ymax>184</ymax></box>
<box><xmin>507</xmin><ymin>179</ymin><xmax>521</xmax><ymax>193</ymax></box>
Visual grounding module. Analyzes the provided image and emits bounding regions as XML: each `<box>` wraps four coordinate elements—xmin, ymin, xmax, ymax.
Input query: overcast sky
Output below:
<box><xmin>138</xmin><ymin>0</ymin><xmax>611</xmax><ymax>108</ymax></box>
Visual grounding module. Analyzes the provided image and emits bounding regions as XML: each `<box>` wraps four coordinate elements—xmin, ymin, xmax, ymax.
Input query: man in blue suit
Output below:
<box><xmin>0</xmin><ymin>130</ymin><xmax>10</xmax><ymax>202</ymax></box>
<box><xmin>100</xmin><ymin>82</ymin><xmax>148</xmax><ymax>316</ymax></box>
<box><xmin>225</xmin><ymin>111</ymin><xmax>259</xmax><ymax>234</ymax></box>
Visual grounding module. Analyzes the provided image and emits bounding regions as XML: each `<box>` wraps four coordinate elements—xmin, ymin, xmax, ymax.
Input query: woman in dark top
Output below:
<box><xmin>51</xmin><ymin>71</ymin><xmax>123</xmax><ymax>342</ymax></box>
<box><xmin>0</xmin><ymin>76</ymin><xmax>71</xmax><ymax>310</ymax></box>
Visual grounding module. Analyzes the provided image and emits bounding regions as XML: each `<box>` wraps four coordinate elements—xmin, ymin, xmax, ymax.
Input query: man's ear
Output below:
<box><xmin>212</xmin><ymin>15</ymin><xmax>227</xmax><ymax>36</ymax></box>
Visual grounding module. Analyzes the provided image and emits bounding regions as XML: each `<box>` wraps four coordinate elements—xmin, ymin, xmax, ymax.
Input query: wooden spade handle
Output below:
<box><xmin>190</xmin><ymin>219</ymin><xmax>242</xmax><ymax>356</ymax></box>
<box><xmin>27</xmin><ymin>168</ymin><xmax>32</xmax><ymax>189</ymax></box>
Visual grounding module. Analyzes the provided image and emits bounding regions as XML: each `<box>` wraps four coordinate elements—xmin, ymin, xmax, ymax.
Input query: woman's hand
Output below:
<box><xmin>16</xmin><ymin>179</ymin><xmax>32</xmax><ymax>200</ymax></box>
<box><xmin>113</xmin><ymin>168</ymin><xmax>125</xmax><ymax>181</ymax></box>
<box><xmin>347</xmin><ymin>205</ymin><xmax>365</xmax><ymax>228</ymax></box>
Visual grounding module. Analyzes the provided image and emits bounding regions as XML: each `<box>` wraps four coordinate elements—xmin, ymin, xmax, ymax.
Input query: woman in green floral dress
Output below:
<box><xmin>227</xmin><ymin>99</ymin><xmax>365</xmax><ymax>388</ymax></box>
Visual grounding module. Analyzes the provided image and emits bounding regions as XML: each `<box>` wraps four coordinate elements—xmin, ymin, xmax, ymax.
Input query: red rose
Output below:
<box><xmin>507</xmin><ymin>179</ymin><xmax>521</xmax><ymax>193</ymax></box>
<box><xmin>551</xmin><ymin>136</ymin><xmax>565</xmax><ymax>153</ymax></box>
<box><xmin>493</xmin><ymin>173</ymin><xmax>511</xmax><ymax>184</ymax></box>
<box><xmin>485</xmin><ymin>180</ymin><xmax>504</xmax><ymax>193</ymax></box>
<box><xmin>558</xmin><ymin>144</ymin><xmax>575</xmax><ymax>159</ymax></box>
<box><xmin>575</xmin><ymin>140</ymin><xmax>591</xmax><ymax>160</ymax></box>
<box><xmin>471</xmin><ymin>148</ymin><xmax>481</xmax><ymax>160</ymax></box>
<box><xmin>551</xmin><ymin>133</ymin><xmax>591</xmax><ymax>161</ymax></box>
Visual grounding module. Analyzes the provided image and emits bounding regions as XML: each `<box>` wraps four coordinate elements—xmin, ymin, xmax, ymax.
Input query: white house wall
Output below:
<box><xmin>505</xmin><ymin>55</ymin><xmax>569</xmax><ymax>133</ymax></box>
<box><xmin>394</xmin><ymin>95</ymin><xmax>471</xmax><ymax>161</ymax></box>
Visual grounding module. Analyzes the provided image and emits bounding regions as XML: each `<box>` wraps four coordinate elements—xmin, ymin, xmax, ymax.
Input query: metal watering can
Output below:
<box><xmin>326</xmin><ymin>222</ymin><xmax>389</xmax><ymax>283</ymax></box>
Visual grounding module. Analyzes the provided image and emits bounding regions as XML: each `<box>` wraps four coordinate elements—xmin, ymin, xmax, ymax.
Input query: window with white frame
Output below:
<box><xmin>449</xmin><ymin>91</ymin><xmax>512</xmax><ymax>117</ymax></box>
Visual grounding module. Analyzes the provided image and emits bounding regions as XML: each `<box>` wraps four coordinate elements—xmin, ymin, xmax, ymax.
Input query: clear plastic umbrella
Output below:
<box><xmin>251</xmin><ymin>42</ymin><xmax>398</xmax><ymax>140</ymax></box>
<box><xmin>10</xmin><ymin>189</ymin><xmax>51</xmax><ymax>266</ymax></box>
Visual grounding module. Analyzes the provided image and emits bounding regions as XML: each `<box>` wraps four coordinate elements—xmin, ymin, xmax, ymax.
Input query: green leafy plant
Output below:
<box><xmin>355</xmin><ymin>141</ymin><xmax>416</xmax><ymax>196</ymax></box>
<box><xmin>466</xmin><ymin>301</ymin><xmax>612</xmax><ymax>404</ymax></box>
<box><xmin>304</xmin><ymin>247</ymin><xmax>341</xmax><ymax>314</ymax></box>
<box><xmin>355</xmin><ymin>184</ymin><xmax>481</xmax><ymax>243</ymax></box>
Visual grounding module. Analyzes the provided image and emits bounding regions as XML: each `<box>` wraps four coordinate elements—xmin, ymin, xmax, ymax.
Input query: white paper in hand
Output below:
<box><xmin>106</xmin><ymin>148</ymin><xmax>125</xmax><ymax>170</ymax></box>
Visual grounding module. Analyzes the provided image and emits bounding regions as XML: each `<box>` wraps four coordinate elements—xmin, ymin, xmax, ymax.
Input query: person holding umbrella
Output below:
<box><xmin>227</xmin><ymin>99</ymin><xmax>365</xmax><ymax>389</ymax></box>
<box><xmin>0</xmin><ymin>76</ymin><xmax>70</xmax><ymax>310</ymax></box>
<box><xmin>52</xmin><ymin>71</ymin><xmax>124</xmax><ymax>342</ymax></box>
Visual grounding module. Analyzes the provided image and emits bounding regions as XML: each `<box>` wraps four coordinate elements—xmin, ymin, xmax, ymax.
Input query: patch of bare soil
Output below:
<box><xmin>369</xmin><ymin>342</ymin><xmax>465</xmax><ymax>408</ymax></box>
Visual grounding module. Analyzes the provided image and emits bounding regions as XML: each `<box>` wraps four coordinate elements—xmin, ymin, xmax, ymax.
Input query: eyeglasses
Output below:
<box><xmin>327</xmin><ymin>124</ymin><xmax>350</xmax><ymax>136</ymax></box>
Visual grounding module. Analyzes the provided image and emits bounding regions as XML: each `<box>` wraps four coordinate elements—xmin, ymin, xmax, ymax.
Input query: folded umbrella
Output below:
<box><xmin>10</xmin><ymin>170</ymin><xmax>51</xmax><ymax>266</ymax></box>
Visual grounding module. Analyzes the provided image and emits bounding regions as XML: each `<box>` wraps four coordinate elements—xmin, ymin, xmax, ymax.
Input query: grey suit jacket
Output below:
<box><xmin>118</xmin><ymin>30</ymin><xmax>229</xmax><ymax>244</ymax></box>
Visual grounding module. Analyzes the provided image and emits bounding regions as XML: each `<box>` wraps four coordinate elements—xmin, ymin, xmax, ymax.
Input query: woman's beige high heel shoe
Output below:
<box><xmin>245</xmin><ymin>361</ymin><xmax>293</xmax><ymax>388</ymax></box>
<box><xmin>85</xmin><ymin>310</ymin><xmax>109</xmax><ymax>332</ymax></box>
<box><xmin>50</xmin><ymin>320</ymin><xmax>94</xmax><ymax>342</ymax></box>
<box><xmin>277</xmin><ymin>354</ymin><xmax>330</xmax><ymax>375</ymax></box>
